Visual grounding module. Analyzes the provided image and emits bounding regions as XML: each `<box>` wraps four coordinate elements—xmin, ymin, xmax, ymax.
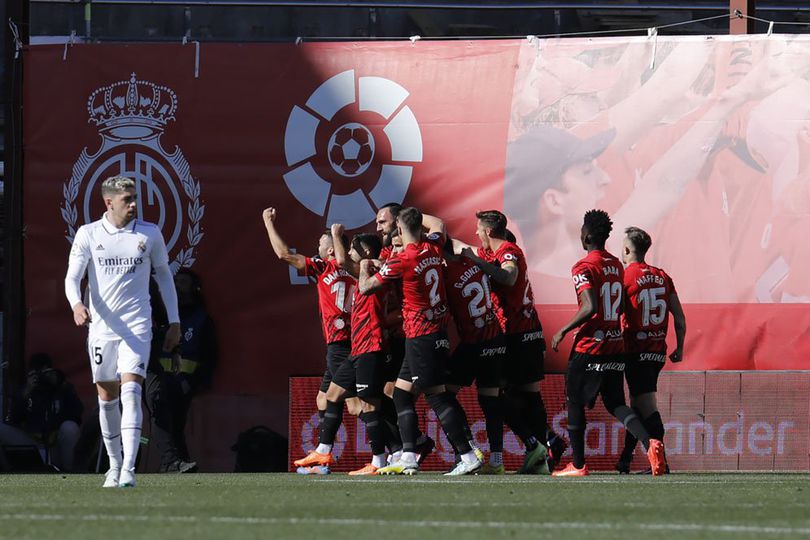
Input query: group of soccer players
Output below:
<box><xmin>263</xmin><ymin>202</ymin><xmax>685</xmax><ymax>477</ymax></box>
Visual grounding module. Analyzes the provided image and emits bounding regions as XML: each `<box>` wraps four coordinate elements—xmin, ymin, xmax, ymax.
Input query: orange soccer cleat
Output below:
<box><xmin>293</xmin><ymin>451</ymin><xmax>334</xmax><ymax>468</ymax></box>
<box><xmin>552</xmin><ymin>463</ymin><xmax>590</xmax><ymax>477</ymax></box>
<box><xmin>348</xmin><ymin>463</ymin><xmax>379</xmax><ymax>476</ymax></box>
<box><xmin>647</xmin><ymin>439</ymin><xmax>667</xmax><ymax>476</ymax></box>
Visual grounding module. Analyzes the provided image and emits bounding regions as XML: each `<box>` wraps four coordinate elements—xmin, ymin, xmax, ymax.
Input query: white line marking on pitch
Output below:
<box><xmin>0</xmin><ymin>513</ymin><xmax>808</xmax><ymax>535</ymax></box>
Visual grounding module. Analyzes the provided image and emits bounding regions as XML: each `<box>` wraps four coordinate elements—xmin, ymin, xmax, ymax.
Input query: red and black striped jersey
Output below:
<box><xmin>304</xmin><ymin>257</ymin><xmax>354</xmax><ymax>344</ymax></box>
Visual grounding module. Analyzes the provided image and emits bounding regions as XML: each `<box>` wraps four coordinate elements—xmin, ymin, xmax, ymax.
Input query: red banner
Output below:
<box><xmin>21</xmin><ymin>38</ymin><xmax>810</xmax><ymax>462</ymax></box>
<box><xmin>290</xmin><ymin>373</ymin><xmax>810</xmax><ymax>472</ymax></box>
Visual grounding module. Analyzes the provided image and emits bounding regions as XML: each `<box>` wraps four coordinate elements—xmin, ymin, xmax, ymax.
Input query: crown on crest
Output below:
<box><xmin>87</xmin><ymin>73</ymin><xmax>178</xmax><ymax>137</ymax></box>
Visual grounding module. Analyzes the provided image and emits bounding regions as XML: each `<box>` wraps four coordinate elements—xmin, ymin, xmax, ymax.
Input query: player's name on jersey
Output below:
<box><xmin>323</xmin><ymin>268</ymin><xmax>351</xmax><ymax>285</ymax></box>
<box><xmin>414</xmin><ymin>256</ymin><xmax>443</xmax><ymax>275</ymax></box>
<box><xmin>603</xmin><ymin>265</ymin><xmax>620</xmax><ymax>276</ymax></box>
<box><xmin>451</xmin><ymin>266</ymin><xmax>482</xmax><ymax>289</ymax></box>
<box><xmin>635</xmin><ymin>274</ymin><xmax>666</xmax><ymax>287</ymax></box>
<box><xmin>96</xmin><ymin>256</ymin><xmax>145</xmax><ymax>275</ymax></box>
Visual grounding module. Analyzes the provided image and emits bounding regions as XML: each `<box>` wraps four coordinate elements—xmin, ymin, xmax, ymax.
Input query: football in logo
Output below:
<box><xmin>283</xmin><ymin>70</ymin><xmax>423</xmax><ymax>229</ymax></box>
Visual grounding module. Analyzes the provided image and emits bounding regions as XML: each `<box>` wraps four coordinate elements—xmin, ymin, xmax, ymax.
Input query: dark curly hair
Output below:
<box><xmin>583</xmin><ymin>209</ymin><xmax>613</xmax><ymax>247</ymax></box>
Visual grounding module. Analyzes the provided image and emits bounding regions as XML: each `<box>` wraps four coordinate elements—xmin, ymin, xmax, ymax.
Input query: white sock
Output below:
<box><xmin>98</xmin><ymin>397</ymin><xmax>122</xmax><ymax>470</ymax></box>
<box><xmin>400</xmin><ymin>451</ymin><xmax>418</xmax><ymax>464</ymax></box>
<box><xmin>372</xmin><ymin>454</ymin><xmax>387</xmax><ymax>468</ymax></box>
<box><xmin>390</xmin><ymin>450</ymin><xmax>403</xmax><ymax>464</ymax></box>
<box><xmin>315</xmin><ymin>443</ymin><xmax>332</xmax><ymax>454</ymax></box>
<box><xmin>490</xmin><ymin>452</ymin><xmax>503</xmax><ymax>466</ymax></box>
<box><xmin>460</xmin><ymin>450</ymin><xmax>478</xmax><ymax>464</ymax></box>
<box><xmin>119</xmin><ymin>381</ymin><xmax>143</xmax><ymax>473</ymax></box>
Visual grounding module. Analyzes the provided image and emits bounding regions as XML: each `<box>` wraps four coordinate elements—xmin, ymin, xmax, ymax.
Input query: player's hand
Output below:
<box><xmin>669</xmin><ymin>348</ymin><xmax>683</xmax><ymax>363</ymax></box>
<box><xmin>163</xmin><ymin>323</ymin><xmax>182</xmax><ymax>352</ymax></box>
<box><xmin>551</xmin><ymin>330</ymin><xmax>565</xmax><ymax>352</ymax></box>
<box><xmin>460</xmin><ymin>247</ymin><xmax>477</xmax><ymax>260</ymax></box>
<box><xmin>72</xmin><ymin>303</ymin><xmax>91</xmax><ymax>326</ymax></box>
<box><xmin>331</xmin><ymin>223</ymin><xmax>345</xmax><ymax>238</ymax></box>
<box><xmin>262</xmin><ymin>207</ymin><xmax>277</xmax><ymax>224</ymax></box>
<box><xmin>170</xmin><ymin>352</ymin><xmax>181</xmax><ymax>374</ymax></box>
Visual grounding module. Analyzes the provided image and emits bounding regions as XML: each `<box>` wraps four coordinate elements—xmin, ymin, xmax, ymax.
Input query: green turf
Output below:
<box><xmin>0</xmin><ymin>473</ymin><xmax>808</xmax><ymax>540</ymax></box>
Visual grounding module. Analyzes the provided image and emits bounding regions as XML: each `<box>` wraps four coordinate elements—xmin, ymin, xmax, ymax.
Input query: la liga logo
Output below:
<box><xmin>282</xmin><ymin>70</ymin><xmax>423</xmax><ymax>229</ymax></box>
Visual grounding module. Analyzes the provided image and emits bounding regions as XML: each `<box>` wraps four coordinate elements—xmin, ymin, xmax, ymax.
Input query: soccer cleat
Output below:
<box><xmin>552</xmin><ymin>463</ymin><xmax>589</xmax><ymax>477</ymax></box>
<box><xmin>444</xmin><ymin>457</ymin><xmax>483</xmax><ymax>476</ymax></box>
<box><xmin>647</xmin><ymin>439</ymin><xmax>667</xmax><ymax>476</ymax></box>
<box><xmin>348</xmin><ymin>464</ymin><xmax>379</xmax><ymax>476</ymax></box>
<box><xmin>479</xmin><ymin>462</ymin><xmax>505</xmax><ymax>475</ymax></box>
<box><xmin>415</xmin><ymin>436</ymin><xmax>435</xmax><ymax>465</ymax></box>
<box><xmin>518</xmin><ymin>444</ymin><xmax>550</xmax><ymax>475</ymax></box>
<box><xmin>293</xmin><ymin>451</ymin><xmax>334</xmax><ymax>468</ymax></box>
<box><xmin>473</xmin><ymin>447</ymin><xmax>485</xmax><ymax>463</ymax></box>
<box><xmin>296</xmin><ymin>465</ymin><xmax>330</xmax><ymax>475</ymax></box>
<box><xmin>377</xmin><ymin>460</ymin><xmax>418</xmax><ymax>476</ymax></box>
<box><xmin>546</xmin><ymin>434</ymin><xmax>568</xmax><ymax>472</ymax></box>
<box><xmin>102</xmin><ymin>468</ymin><xmax>120</xmax><ymax>488</ymax></box>
<box><xmin>118</xmin><ymin>469</ymin><xmax>136</xmax><ymax>488</ymax></box>
<box><xmin>162</xmin><ymin>459</ymin><xmax>199</xmax><ymax>474</ymax></box>
<box><xmin>615</xmin><ymin>460</ymin><xmax>631</xmax><ymax>474</ymax></box>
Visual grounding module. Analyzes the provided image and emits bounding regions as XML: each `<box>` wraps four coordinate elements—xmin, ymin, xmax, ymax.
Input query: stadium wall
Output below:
<box><xmin>20</xmin><ymin>36</ymin><xmax>810</xmax><ymax>470</ymax></box>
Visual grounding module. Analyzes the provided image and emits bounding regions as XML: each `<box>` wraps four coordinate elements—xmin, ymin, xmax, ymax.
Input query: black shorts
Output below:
<box><xmin>399</xmin><ymin>331</ymin><xmax>450</xmax><ymax>389</ymax></box>
<box><xmin>353</xmin><ymin>351</ymin><xmax>387</xmax><ymax>399</ymax></box>
<box><xmin>566</xmin><ymin>351</ymin><xmax>626</xmax><ymax>411</ymax></box>
<box><xmin>383</xmin><ymin>336</ymin><xmax>405</xmax><ymax>382</ymax></box>
<box><xmin>319</xmin><ymin>340</ymin><xmax>351</xmax><ymax>393</ymax></box>
<box><xmin>504</xmin><ymin>329</ymin><xmax>546</xmax><ymax>385</ymax></box>
<box><xmin>625</xmin><ymin>352</ymin><xmax>666</xmax><ymax>396</ymax></box>
<box><xmin>447</xmin><ymin>336</ymin><xmax>507</xmax><ymax>389</ymax></box>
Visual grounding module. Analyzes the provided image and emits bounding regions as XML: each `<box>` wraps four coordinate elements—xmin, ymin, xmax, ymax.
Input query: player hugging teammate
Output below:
<box><xmin>265</xmin><ymin>204</ymin><xmax>684</xmax><ymax>477</ymax></box>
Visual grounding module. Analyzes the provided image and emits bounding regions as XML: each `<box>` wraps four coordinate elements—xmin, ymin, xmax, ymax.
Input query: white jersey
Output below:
<box><xmin>66</xmin><ymin>215</ymin><xmax>170</xmax><ymax>340</ymax></box>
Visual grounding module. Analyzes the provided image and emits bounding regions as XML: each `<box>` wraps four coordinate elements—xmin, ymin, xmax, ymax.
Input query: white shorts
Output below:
<box><xmin>87</xmin><ymin>333</ymin><xmax>151</xmax><ymax>383</ymax></box>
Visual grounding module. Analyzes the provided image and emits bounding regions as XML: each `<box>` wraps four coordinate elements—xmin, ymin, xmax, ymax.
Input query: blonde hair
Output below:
<box><xmin>101</xmin><ymin>176</ymin><xmax>135</xmax><ymax>198</ymax></box>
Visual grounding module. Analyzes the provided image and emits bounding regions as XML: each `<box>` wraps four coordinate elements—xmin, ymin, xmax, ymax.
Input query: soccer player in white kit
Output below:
<box><xmin>65</xmin><ymin>176</ymin><xmax>181</xmax><ymax>487</ymax></box>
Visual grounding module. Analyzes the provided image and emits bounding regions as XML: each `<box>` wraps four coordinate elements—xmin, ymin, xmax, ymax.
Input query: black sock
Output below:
<box><xmin>519</xmin><ymin>391</ymin><xmax>550</xmax><ymax>442</ymax></box>
<box><xmin>502</xmin><ymin>393</ymin><xmax>537</xmax><ymax>449</ymax></box>
<box><xmin>318</xmin><ymin>409</ymin><xmax>325</xmax><ymax>431</ymax></box>
<box><xmin>318</xmin><ymin>400</ymin><xmax>343</xmax><ymax>446</ymax></box>
<box><xmin>359</xmin><ymin>410</ymin><xmax>386</xmax><ymax>456</ymax></box>
<box><xmin>426</xmin><ymin>392</ymin><xmax>472</xmax><ymax>454</ymax></box>
<box><xmin>613</xmin><ymin>405</ymin><xmax>651</xmax><ymax>450</ymax></box>
<box><xmin>380</xmin><ymin>397</ymin><xmax>403</xmax><ymax>452</ymax></box>
<box><xmin>477</xmin><ymin>394</ymin><xmax>504</xmax><ymax>453</ymax></box>
<box><xmin>620</xmin><ymin>429</ymin><xmax>638</xmax><ymax>463</ymax></box>
<box><xmin>567</xmin><ymin>401</ymin><xmax>586</xmax><ymax>468</ymax></box>
<box><xmin>393</xmin><ymin>387</ymin><xmax>418</xmax><ymax>452</ymax></box>
<box><xmin>644</xmin><ymin>411</ymin><xmax>665</xmax><ymax>441</ymax></box>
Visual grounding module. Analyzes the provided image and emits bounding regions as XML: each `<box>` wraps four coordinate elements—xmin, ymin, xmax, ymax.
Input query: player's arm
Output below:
<box><xmin>668</xmin><ymin>292</ymin><xmax>686</xmax><ymax>363</ymax></box>
<box><xmin>262</xmin><ymin>207</ymin><xmax>306</xmax><ymax>271</ymax></box>
<box><xmin>421</xmin><ymin>213</ymin><xmax>447</xmax><ymax>244</ymax></box>
<box><xmin>358</xmin><ymin>258</ymin><xmax>386</xmax><ymax>295</ymax></box>
<box><xmin>65</xmin><ymin>227</ymin><xmax>91</xmax><ymax>326</ymax></box>
<box><xmin>551</xmin><ymin>288</ymin><xmax>597</xmax><ymax>351</ymax></box>
<box><xmin>462</xmin><ymin>248</ymin><xmax>518</xmax><ymax>287</ymax></box>
<box><xmin>151</xmin><ymin>233</ymin><xmax>182</xmax><ymax>351</ymax></box>
<box><xmin>331</xmin><ymin>223</ymin><xmax>360</xmax><ymax>278</ymax></box>
<box><xmin>451</xmin><ymin>237</ymin><xmax>474</xmax><ymax>255</ymax></box>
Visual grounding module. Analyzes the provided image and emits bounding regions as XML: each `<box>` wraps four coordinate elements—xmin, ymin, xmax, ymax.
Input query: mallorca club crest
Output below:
<box><xmin>282</xmin><ymin>70</ymin><xmax>423</xmax><ymax>229</ymax></box>
<box><xmin>61</xmin><ymin>73</ymin><xmax>204</xmax><ymax>271</ymax></box>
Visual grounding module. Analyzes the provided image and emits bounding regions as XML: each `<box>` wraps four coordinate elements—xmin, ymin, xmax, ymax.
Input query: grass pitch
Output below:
<box><xmin>0</xmin><ymin>473</ymin><xmax>808</xmax><ymax>540</ymax></box>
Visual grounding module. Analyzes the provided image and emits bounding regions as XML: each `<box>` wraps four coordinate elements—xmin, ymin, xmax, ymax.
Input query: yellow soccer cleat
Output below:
<box><xmin>377</xmin><ymin>460</ymin><xmax>418</xmax><ymax>476</ymax></box>
<box><xmin>479</xmin><ymin>462</ymin><xmax>505</xmax><ymax>475</ymax></box>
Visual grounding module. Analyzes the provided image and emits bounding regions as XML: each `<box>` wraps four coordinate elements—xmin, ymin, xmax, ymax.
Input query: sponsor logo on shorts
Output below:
<box><xmin>586</xmin><ymin>362</ymin><xmax>625</xmax><ymax>372</ymax></box>
<box><xmin>639</xmin><ymin>353</ymin><xmax>666</xmax><ymax>363</ymax></box>
<box><xmin>481</xmin><ymin>346</ymin><xmax>506</xmax><ymax>357</ymax></box>
<box><xmin>435</xmin><ymin>339</ymin><xmax>450</xmax><ymax>350</ymax></box>
<box><xmin>522</xmin><ymin>330</ymin><xmax>543</xmax><ymax>342</ymax></box>
<box><xmin>356</xmin><ymin>384</ymin><xmax>369</xmax><ymax>392</ymax></box>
